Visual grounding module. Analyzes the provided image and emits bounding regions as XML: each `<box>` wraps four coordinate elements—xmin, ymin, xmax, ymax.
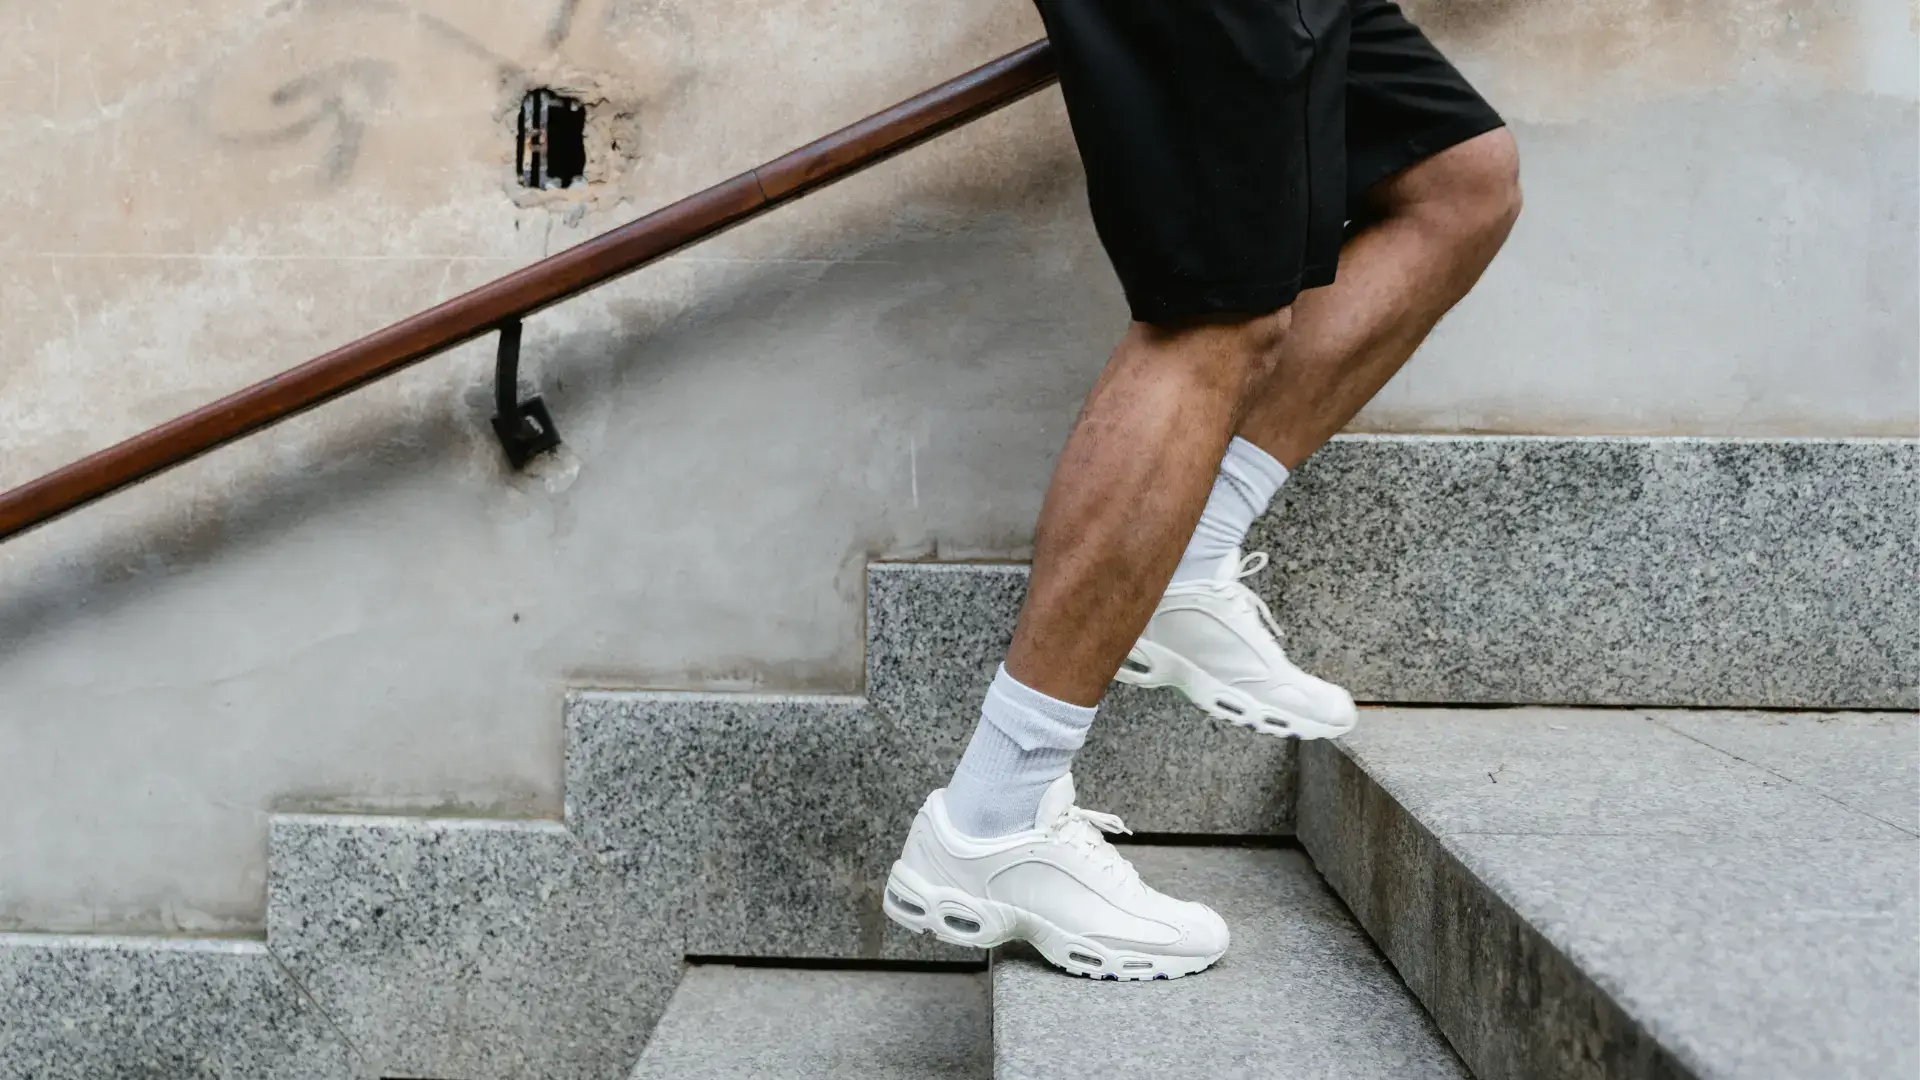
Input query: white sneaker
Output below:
<box><xmin>883</xmin><ymin>774</ymin><xmax>1229</xmax><ymax>981</ymax></box>
<box><xmin>1116</xmin><ymin>550</ymin><xmax>1357</xmax><ymax>740</ymax></box>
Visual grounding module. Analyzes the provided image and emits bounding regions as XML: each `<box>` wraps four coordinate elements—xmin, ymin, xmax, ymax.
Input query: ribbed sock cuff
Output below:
<box><xmin>1173</xmin><ymin>437</ymin><xmax>1289</xmax><ymax>584</ymax></box>
<box><xmin>942</xmin><ymin>666</ymin><xmax>1098</xmax><ymax>838</ymax></box>
<box><xmin>1219</xmin><ymin>436</ymin><xmax>1288</xmax><ymax>508</ymax></box>
<box><xmin>979</xmin><ymin>665</ymin><xmax>1097</xmax><ymax>752</ymax></box>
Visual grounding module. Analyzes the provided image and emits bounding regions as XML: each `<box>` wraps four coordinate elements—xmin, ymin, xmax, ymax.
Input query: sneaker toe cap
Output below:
<box><xmin>1273</xmin><ymin>675</ymin><xmax>1357</xmax><ymax>726</ymax></box>
<box><xmin>1176</xmin><ymin>901</ymin><xmax>1231</xmax><ymax>957</ymax></box>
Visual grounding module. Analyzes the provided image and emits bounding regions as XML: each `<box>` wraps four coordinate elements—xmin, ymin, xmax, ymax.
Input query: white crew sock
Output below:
<box><xmin>943</xmin><ymin>665</ymin><xmax>1098</xmax><ymax>839</ymax></box>
<box><xmin>1172</xmin><ymin>436</ymin><xmax>1289</xmax><ymax>585</ymax></box>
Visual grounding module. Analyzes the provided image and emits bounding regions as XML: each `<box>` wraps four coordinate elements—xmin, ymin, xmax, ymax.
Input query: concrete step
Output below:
<box><xmin>990</xmin><ymin>846</ymin><xmax>1468</xmax><ymax>1080</ymax></box>
<box><xmin>630</xmin><ymin>964</ymin><xmax>989</xmax><ymax>1079</ymax></box>
<box><xmin>1298</xmin><ymin>707</ymin><xmax>1920</xmax><ymax>1080</ymax></box>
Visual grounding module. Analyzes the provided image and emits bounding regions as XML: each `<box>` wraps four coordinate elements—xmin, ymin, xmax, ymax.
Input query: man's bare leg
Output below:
<box><xmin>1116</xmin><ymin>129</ymin><xmax>1523</xmax><ymax>739</ymax></box>
<box><xmin>890</xmin><ymin>0</ymin><xmax>1517</xmax><ymax>988</ymax></box>
<box><xmin>884</xmin><ymin>310</ymin><xmax>1283</xmax><ymax>974</ymax></box>
<box><xmin>1239</xmin><ymin>130</ymin><xmax>1523</xmax><ymax>466</ymax></box>
<box><xmin>975</xmin><ymin>131</ymin><xmax>1519</xmax><ymax>719</ymax></box>
<box><xmin>1004</xmin><ymin>312</ymin><xmax>1292</xmax><ymax>706</ymax></box>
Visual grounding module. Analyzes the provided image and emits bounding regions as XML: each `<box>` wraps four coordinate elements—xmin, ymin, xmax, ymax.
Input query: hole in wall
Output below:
<box><xmin>517</xmin><ymin>89</ymin><xmax>587</xmax><ymax>189</ymax></box>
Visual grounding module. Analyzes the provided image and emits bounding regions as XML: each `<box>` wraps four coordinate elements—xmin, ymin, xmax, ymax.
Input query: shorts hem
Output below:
<box><xmin>1123</xmin><ymin>262</ymin><xmax>1337</xmax><ymax>324</ymax></box>
<box><xmin>1349</xmin><ymin>112</ymin><xmax>1508</xmax><ymax>209</ymax></box>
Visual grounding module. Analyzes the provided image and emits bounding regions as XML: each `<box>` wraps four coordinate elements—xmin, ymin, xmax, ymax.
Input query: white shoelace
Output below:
<box><xmin>1050</xmin><ymin>805</ymin><xmax>1141</xmax><ymax>891</ymax></box>
<box><xmin>1216</xmin><ymin>551</ymin><xmax>1288</xmax><ymax>644</ymax></box>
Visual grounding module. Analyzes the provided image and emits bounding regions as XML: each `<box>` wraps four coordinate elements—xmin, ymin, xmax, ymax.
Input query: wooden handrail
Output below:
<box><xmin>0</xmin><ymin>41</ymin><xmax>1058</xmax><ymax>544</ymax></box>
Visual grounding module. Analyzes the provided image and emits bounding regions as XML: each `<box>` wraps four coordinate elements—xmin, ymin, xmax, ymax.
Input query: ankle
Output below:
<box><xmin>942</xmin><ymin>666</ymin><xmax>1097</xmax><ymax>839</ymax></box>
<box><xmin>1171</xmin><ymin>437</ymin><xmax>1287</xmax><ymax>586</ymax></box>
<box><xmin>1171</xmin><ymin>548</ymin><xmax>1238</xmax><ymax>587</ymax></box>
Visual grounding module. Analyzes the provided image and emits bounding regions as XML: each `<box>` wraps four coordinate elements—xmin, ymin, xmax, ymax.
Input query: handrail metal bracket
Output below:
<box><xmin>490</xmin><ymin>320</ymin><xmax>562</xmax><ymax>469</ymax></box>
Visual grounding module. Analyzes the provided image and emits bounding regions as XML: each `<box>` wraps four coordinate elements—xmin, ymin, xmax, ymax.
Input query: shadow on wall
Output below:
<box><xmin>0</xmin><ymin>147</ymin><xmax>1092</xmax><ymax>665</ymax></box>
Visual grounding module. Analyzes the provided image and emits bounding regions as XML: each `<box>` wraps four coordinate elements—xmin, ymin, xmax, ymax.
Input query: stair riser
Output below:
<box><xmin>564</xmin><ymin>686</ymin><xmax>1293</xmax><ymax>967</ymax></box>
<box><xmin>267</xmin><ymin>816</ymin><xmax>680</xmax><ymax>1080</ymax></box>
<box><xmin>1252</xmin><ymin>437</ymin><xmax>1913</xmax><ymax>709</ymax></box>
<box><xmin>0</xmin><ymin>936</ymin><xmax>357</xmax><ymax>1080</ymax></box>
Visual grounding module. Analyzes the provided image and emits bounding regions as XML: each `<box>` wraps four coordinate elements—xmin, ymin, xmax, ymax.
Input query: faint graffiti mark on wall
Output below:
<box><xmin>548</xmin><ymin>0</ymin><xmax>583</xmax><ymax>48</ymax></box>
<box><xmin>208</xmin><ymin>59</ymin><xmax>395</xmax><ymax>186</ymax></box>
<box><xmin>195</xmin><ymin>0</ymin><xmax>585</xmax><ymax>189</ymax></box>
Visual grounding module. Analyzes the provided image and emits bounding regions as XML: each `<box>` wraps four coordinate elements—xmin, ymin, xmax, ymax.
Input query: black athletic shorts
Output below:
<box><xmin>1034</xmin><ymin>0</ymin><xmax>1506</xmax><ymax>323</ymax></box>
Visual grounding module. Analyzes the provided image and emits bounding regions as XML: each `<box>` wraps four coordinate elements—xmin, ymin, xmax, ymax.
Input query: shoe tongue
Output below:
<box><xmin>1212</xmin><ymin>548</ymin><xmax>1245</xmax><ymax>582</ymax></box>
<box><xmin>1033</xmin><ymin>773</ymin><xmax>1078</xmax><ymax>830</ymax></box>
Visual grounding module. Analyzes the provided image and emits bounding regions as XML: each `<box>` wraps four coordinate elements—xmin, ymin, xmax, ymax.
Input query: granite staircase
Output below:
<box><xmin>3</xmin><ymin>437</ymin><xmax>1914</xmax><ymax>1079</ymax></box>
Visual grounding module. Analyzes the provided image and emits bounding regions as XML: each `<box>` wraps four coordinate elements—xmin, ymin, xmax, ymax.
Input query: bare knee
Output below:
<box><xmin>1137</xmin><ymin>307</ymin><xmax>1292</xmax><ymax>401</ymax></box>
<box><xmin>1378</xmin><ymin>128</ymin><xmax>1523</xmax><ymax>246</ymax></box>
<box><xmin>1212</xmin><ymin>308</ymin><xmax>1292</xmax><ymax>385</ymax></box>
<box><xmin>1470</xmin><ymin>129</ymin><xmax>1525</xmax><ymax>233</ymax></box>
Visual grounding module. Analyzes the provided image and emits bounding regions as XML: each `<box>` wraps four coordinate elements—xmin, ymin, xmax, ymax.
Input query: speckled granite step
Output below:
<box><xmin>265</xmin><ymin>814</ymin><xmax>677</xmax><ymax>1080</ymax></box>
<box><xmin>1245</xmin><ymin>437</ymin><xmax>1914</xmax><ymax>709</ymax></box>
<box><xmin>991</xmin><ymin>846</ymin><xmax>1468</xmax><ymax>1080</ymax></box>
<box><xmin>629</xmin><ymin>965</ymin><xmax>989</xmax><ymax>1079</ymax></box>
<box><xmin>1297</xmin><ymin>707</ymin><xmax>1920</xmax><ymax>1080</ymax></box>
<box><xmin>0</xmin><ymin>934</ymin><xmax>359</xmax><ymax>1080</ymax></box>
<box><xmin>7</xmin><ymin>435</ymin><xmax>1911</xmax><ymax>1079</ymax></box>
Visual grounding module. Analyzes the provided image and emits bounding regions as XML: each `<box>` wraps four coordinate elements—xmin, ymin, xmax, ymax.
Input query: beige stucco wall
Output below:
<box><xmin>1</xmin><ymin>0</ymin><xmax>1914</xmax><ymax>933</ymax></box>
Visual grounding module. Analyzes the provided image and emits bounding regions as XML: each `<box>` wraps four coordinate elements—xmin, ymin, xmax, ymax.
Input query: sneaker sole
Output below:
<box><xmin>1114</xmin><ymin>638</ymin><xmax>1356</xmax><ymax>740</ymax></box>
<box><xmin>881</xmin><ymin>861</ymin><xmax>1224</xmax><ymax>982</ymax></box>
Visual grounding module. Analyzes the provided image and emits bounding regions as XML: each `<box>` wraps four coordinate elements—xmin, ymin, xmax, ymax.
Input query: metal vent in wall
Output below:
<box><xmin>517</xmin><ymin>89</ymin><xmax>587</xmax><ymax>189</ymax></box>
